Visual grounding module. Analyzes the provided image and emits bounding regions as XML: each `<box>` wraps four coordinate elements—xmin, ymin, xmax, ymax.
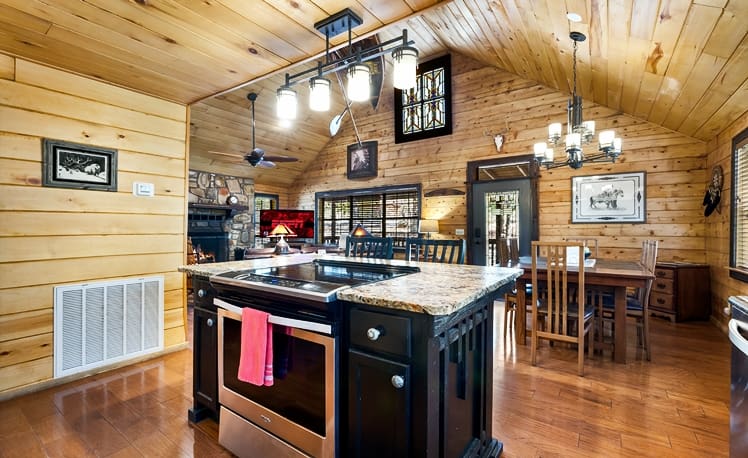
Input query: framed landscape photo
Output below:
<box><xmin>347</xmin><ymin>141</ymin><xmax>378</xmax><ymax>179</ymax></box>
<box><xmin>571</xmin><ymin>172</ymin><xmax>646</xmax><ymax>223</ymax></box>
<box><xmin>42</xmin><ymin>139</ymin><xmax>118</xmax><ymax>192</ymax></box>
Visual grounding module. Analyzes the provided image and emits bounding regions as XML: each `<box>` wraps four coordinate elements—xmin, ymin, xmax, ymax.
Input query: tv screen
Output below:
<box><xmin>259</xmin><ymin>209</ymin><xmax>315</xmax><ymax>239</ymax></box>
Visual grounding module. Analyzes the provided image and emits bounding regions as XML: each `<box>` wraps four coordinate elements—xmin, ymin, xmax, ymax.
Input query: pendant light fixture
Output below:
<box><xmin>275</xmin><ymin>9</ymin><xmax>419</xmax><ymax>121</ymax></box>
<box><xmin>533</xmin><ymin>32</ymin><xmax>622</xmax><ymax>170</ymax></box>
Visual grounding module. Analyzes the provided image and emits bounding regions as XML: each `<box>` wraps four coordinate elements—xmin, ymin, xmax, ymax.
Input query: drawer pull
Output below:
<box><xmin>206</xmin><ymin>318</ymin><xmax>214</xmax><ymax>327</ymax></box>
<box><xmin>656</xmin><ymin>271</ymin><xmax>666</xmax><ymax>277</ymax></box>
<box><xmin>656</xmin><ymin>282</ymin><xmax>667</xmax><ymax>289</ymax></box>
<box><xmin>197</xmin><ymin>289</ymin><xmax>206</xmax><ymax>298</ymax></box>
<box><xmin>391</xmin><ymin>375</ymin><xmax>405</xmax><ymax>389</ymax></box>
<box><xmin>656</xmin><ymin>298</ymin><xmax>665</xmax><ymax>305</ymax></box>
<box><xmin>367</xmin><ymin>326</ymin><xmax>383</xmax><ymax>341</ymax></box>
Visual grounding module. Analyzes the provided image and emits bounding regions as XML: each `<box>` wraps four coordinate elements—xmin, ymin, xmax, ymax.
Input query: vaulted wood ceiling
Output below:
<box><xmin>1</xmin><ymin>0</ymin><xmax>746</xmax><ymax>188</ymax></box>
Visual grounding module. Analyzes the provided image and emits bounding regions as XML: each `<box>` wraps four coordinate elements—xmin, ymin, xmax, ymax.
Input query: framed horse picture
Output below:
<box><xmin>571</xmin><ymin>172</ymin><xmax>646</xmax><ymax>223</ymax></box>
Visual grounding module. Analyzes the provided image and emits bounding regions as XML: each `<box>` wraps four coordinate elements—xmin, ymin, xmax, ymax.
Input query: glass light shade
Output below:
<box><xmin>543</xmin><ymin>148</ymin><xmax>554</xmax><ymax>163</ymax></box>
<box><xmin>566</xmin><ymin>133</ymin><xmax>581</xmax><ymax>149</ymax></box>
<box><xmin>534</xmin><ymin>142</ymin><xmax>547</xmax><ymax>158</ymax></box>
<box><xmin>549</xmin><ymin>123</ymin><xmax>562</xmax><ymax>143</ymax></box>
<box><xmin>309</xmin><ymin>77</ymin><xmax>331</xmax><ymax>112</ymax></box>
<box><xmin>276</xmin><ymin>87</ymin><xmax>297</xmax><ymax>120</ymax></box>
<box><xmin>392</xmin><ymin>46</ymin><xmax>418</xmax><ymax>89</ymax></box>
<box><xmin>599</xmin><ymin>130</ymin><xmax>615</xmax><ymax>149</ymax></box>
<box><xmin>613</xmin><ymin>137</ymin><xmax>622</xmax><ymax>152</ymax></box>
<box><xmin>582</xmin><ymin>120</ymin><xmax>595</xmax><ymax>141</ymax></box>
<box><xmin>347</xmin><ymin>63</ymin><xmax>371</xmax><ymax>102</ymax></box>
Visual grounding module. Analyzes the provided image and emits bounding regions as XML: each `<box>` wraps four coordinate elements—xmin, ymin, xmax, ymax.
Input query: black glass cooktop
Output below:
<box><xmin>211</xmin><ymin>259</ymin><xmax>419</xmax><ymax>302</ymax></box>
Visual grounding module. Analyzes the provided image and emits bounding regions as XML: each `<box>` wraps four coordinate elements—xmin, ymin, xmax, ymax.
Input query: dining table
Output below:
<box><xmin>513</xmin><ymin>257</ymin><xmax>654</xmax><ymax>364</ymax></box>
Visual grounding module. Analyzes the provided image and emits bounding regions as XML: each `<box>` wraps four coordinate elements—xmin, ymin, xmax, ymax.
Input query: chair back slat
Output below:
<box><xmin>345</xmin><ymin>236</ymin><xmax>394</xmax><ymax>259</ymax></box>
<box><xmin>405</xmin><ymin>238</ymin><xmax>465</xmax><ymax>264</ymax></box>
<box><xmin>566</xmin><ymin>238</ymin><xmax>599</xmax><ymax>258</ymax></box>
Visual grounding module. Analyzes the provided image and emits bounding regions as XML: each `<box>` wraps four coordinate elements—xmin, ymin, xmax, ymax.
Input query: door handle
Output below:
<box><xmin>474</xmin><ymin>227</ymin><xmax>481</xmax><ymax>245</ymax></box>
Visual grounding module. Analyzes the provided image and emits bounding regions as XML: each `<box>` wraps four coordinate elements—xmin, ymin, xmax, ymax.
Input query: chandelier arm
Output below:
<box><xmin>334</xmin><ymin>70</ymin><xmax>362</xmax><ymax>146</ymax></box>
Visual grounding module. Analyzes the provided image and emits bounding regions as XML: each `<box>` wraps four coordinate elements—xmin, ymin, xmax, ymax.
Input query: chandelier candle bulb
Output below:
<box><xmin>599</xmin><ymin>130</ymin><xmax>615</xmax><ymax>149</ymax></box>
<box><xmin>392</xmin><ymin>46</ymin><xmax>418</xmax><ymax>89</ymax></box>
<box><xmin>566</xmin><ymin>133</ymin><xmax>581</xmax><ymax>150</ymax></box>
<box><xmin>276</xmin><ymin>87</ymin><xmax>297</xmax><ymax>120</ymax></box>
<box><xmin>534</xmin><ymin>142</ymin><xmax>547</xmax><ymax>158</ymax></box>
<box><xmin>582</xmin><ymin>120</ymin><xmax>595</xmax><ymax>141</ymax></box>
<box><xmin>309</xmin><ymin>77</ymin><xmax>331</xmax><ymax>112</ymax></box>
<box><xmin>347</xmin><ymin>63</ymin><xmax>371</xmax><ymax>102</ymax></box>
<box><xmin>544</xmin><ymin>148</ymin><xmax>555</xmax><ymax>163</ymax></box>
<box><xmin>549</xmin><ymin>123</ymin><xmax>563</xmax><ymax>143</ymax></box>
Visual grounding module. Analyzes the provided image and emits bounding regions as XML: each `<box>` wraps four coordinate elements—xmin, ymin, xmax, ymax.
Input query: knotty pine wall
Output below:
<box><xmin>0</xmin><ymin>54</ymin><xmax>188</xmax><ymax>397</ymax></box>
<box><xmin>706</xmin><ymin>114</ymin><xmax>748</xmax><ymax>330</ymax></box>
<box><xmin>290</xmin><ymin>53</ymin><xmax>710</xmax><ymax>274</ymax></box>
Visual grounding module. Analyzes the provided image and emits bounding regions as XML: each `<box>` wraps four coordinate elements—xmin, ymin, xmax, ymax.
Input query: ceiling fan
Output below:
<box><xmin>242</xmin><ymin>92</ymin><xmax>299</xmax><ymax>168</ymax></box>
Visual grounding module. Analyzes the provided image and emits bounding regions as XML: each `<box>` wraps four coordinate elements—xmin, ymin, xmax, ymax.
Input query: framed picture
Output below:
<box><xmin>42</xmin><ymin>139</ymin><xmax>118</xmax><ymax>192</ymax></box>
<box><xmin>571</xmin><ymin>172</ymin><xmax>646</xmax><ymax>223</ymax></box>
<box><xmin>347</xmin><ymin>141</ymin><xmax>378</xmax><ymax>179</ymax></box>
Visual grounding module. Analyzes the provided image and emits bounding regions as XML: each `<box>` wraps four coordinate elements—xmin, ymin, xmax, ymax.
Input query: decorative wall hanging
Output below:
<box><xmin>571</xmin><ymin>172</ymin><xmax>646</xmax><ymax>223</ymax></box>
<box><xmin>42</xmin><ymin>139</ymin><xmax>118</xmax><ymax>192</ymax></box>
<box><xmin>347</xmin><ymin>141</ymin><xmax>378</xmax><ymax>179</ymax></box>
<box><xmin>702</xmin><ymin>165</ymin><xmax>723</xmax><ymax>216</ymax></box>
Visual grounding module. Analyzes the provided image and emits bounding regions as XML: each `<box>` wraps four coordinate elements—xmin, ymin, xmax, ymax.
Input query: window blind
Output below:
<box><xmin>731</xmin><ymin>129</ymin><xmax>748</xmax><ymax>282</ymax></box>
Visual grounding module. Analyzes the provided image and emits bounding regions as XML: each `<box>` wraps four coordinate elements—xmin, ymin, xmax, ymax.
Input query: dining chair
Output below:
<box><xmin>345</xmin><ymin>236</ymin><xmax>394</xmax><ymax>259</ymax></box>
<box><xmin>599</xmin><ymin>239</ymin><xmax>658</xmax><ymax>360</ymax></box>
<box><xmin>530</xmin><ymin>241</ymin><xmax>595</xmax><ymax>376</ymax></box>
<box><xmin>567</xmin><ymin>237</ymin><xmax>599</xmax><ymax>258</ymax></box>
<box><xmin>405</xmin><ymin>238</ymin><xmax>465</xmax><ymax>264</ymax></box>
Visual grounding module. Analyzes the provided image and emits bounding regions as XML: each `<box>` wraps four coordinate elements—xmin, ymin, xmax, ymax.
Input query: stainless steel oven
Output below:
<box><xmin>216</xmin><ymin>298</ymin><xmax>336</xmax><ymax>458</ymax></box>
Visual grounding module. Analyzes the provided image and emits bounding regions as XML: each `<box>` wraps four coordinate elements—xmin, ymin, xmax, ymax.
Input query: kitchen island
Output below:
<box><xmin>180</xmin><ymin>254</ymin><xmax>522</xmax><ymax>457</ymax></box>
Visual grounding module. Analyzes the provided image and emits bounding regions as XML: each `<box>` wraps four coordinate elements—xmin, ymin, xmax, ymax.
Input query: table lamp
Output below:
<box><xmin>270</xmin><ymin>223</ymin><xmax>296</xmax><ymax>254</ymax></box>
<box><xmin>418</xmin><ymin>219</ymin><xmax>439</xmax><ymax>239</ymax></box>
<box><xmin>350</xmin><ymin>223</ymin><xmax>371</xmax><ymax>237</ymax></box>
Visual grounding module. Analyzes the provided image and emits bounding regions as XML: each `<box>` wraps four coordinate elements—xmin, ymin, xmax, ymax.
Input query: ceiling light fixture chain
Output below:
<box><xmin>275</xmin><ymin>8</ymin><xmax>419</xmax><ymax>120</ymax></box>
<box><xmin>533</xmin><ymin>31</ymin><xmax>622</xmax><ymax>170</ymax></box>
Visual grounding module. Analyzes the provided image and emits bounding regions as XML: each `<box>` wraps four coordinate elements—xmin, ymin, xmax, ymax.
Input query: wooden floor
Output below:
<box><xmin>0</xmin><ymin>304</ymin><xmax>730</xmax><ymax>457</ymax></box>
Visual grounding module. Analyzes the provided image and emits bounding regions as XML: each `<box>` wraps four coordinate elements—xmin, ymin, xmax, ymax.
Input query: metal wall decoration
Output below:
<box><xmin>571</xmin><ymin>172</ymin><xmax>646</xmax><ymax>223</ymax></box>
<box><xmin>42</xmin><ymin>139</ymin><xmax>118</xmax><ymax>192</ymax></box>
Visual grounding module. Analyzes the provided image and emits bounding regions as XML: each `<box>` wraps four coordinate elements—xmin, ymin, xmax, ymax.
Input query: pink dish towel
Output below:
<box><xmin>237</xmin><ymin>308</ymin><xmax>274</xmax><ymax>386</ymax></box>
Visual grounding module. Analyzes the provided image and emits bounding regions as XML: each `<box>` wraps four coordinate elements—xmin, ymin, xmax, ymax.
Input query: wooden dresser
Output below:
<box><xmin>649</xmin><ymin>262</ymin><xmax>711</xmax><ymax>322</ymax></box>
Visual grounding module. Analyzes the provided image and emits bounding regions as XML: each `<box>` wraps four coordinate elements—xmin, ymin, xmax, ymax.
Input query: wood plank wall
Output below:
<box><xmin>289</xmin><ymin>53</ymin><xmax>710</xmax><ymax>275</ymax></box>
<box><xmin>0</xmin><ymin>54</ymin><xmax>188</xmax><ymax>396</ymax></box>
<box><xmin>706</xmin><ymin>113</ymin><xmax>748</xmax><ymax>330</ymax></box>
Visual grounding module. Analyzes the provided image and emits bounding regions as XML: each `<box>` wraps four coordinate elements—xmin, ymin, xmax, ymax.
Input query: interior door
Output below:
<box><xmin>470</xmin><ymin>178</ymin><xmax>533</xmax><ymax>266</ymax></box>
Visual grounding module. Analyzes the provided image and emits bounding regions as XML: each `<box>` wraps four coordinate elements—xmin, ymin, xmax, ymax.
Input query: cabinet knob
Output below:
<box><xmin>366</xmin><ymin>327</ymin><xmax>382</xmax><ymax>341</ymax></box>
<box><xmin>656</xmin><ymin>282</ymin><xmax>666</xmax><ymax>289</ymax></box>
<box><xmin>391</xmin><ymin>375</ymin><xmax>405</xmax><ymax>389</ymax></box>
<box><xmin>206</xmin><ymin>318</ymin><xmax>214</xmax><ymax>327</ymax></box>
<box><xmin>197</xmin><ymin>289</ymin><xmax>206</xmax><ymax>298</ymax></box>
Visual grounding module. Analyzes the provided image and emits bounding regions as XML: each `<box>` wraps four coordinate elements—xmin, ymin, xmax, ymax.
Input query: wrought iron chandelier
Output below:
<box><xmin>533</xmin><ymin>32</ymin><xmax>622</xmax><ymax>169</ymax></box>
<box><xmin>276</xmin><ymin>8</ymin><xmax>418</xmax><ymax>120</ymax></box>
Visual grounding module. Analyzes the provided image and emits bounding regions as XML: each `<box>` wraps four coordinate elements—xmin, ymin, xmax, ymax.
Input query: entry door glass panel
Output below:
<box><xmin>223</xmin><ymin>318</ymin><xmax>326</xmax><ymax>435</ymax></box>
<box><xmin>471</xmin><ymin>179</ymin><xmax>532</xmax><ymax>266</ymax></box>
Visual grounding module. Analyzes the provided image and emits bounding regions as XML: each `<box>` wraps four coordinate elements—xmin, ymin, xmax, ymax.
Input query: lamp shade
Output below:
<box><xmin>349</xmin><ymin>223</ymin><xmax>371</xmax><ymax>237</ymax></box>
<box><xmin>392</xmin><ymin>46</ymin><xmax>418</xmax><ymax>89</ymax></box>
<box><xmin>276</xmin><ymin>87</ymin><xmax>297</xmax><ymax>120</ymax></box>
<box><xmin>269</xmin><ymin>223</ymin><xmax>296</xmax><ymax>237</ymax></box>
<box><xmin>309</xmin><ymin>77</ymin><xmax>331</xmax><ymax>112</ymax></box>
<box><xmin>347</xmin><ymin>63</ymin><xmax>370</xmax><ymax>102</ymax></box>
<box><xmin>418</xmin><ymin>219</ymin><xmax>439</xmax><ymax>234</ymax></box>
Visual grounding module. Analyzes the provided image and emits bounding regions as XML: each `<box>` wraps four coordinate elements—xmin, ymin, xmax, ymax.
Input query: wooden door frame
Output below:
<box><xmin>466</xmin><ymin>155</ymin><xmax>540</xmax><ymax>265</ymax></box>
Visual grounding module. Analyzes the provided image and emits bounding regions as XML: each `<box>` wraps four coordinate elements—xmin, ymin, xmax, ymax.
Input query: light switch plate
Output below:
<box><xmin>133</xmin><ymin>182</ymin><xmax>155</xmax><ymax>197</ymax></box>
<box><xmin>455</xmin><ymin>228</ymin><xmax>465</xmax><ymax>235</ymax></box>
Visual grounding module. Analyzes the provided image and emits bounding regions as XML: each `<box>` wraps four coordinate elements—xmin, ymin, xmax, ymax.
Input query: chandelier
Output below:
<box><xmin>276</xmin><ymin>8</ymin><xmax>418</xmax><ymax>120</ymax></box>
<box><xmin>533</xmin><ymin>32</ymin><xmax>622</xmax><ymax>170</ymax></box>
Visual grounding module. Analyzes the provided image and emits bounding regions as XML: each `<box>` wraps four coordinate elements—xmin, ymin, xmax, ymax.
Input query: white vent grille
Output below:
<box><xmin>54</xmin><ymin>276</ymin><xmax>164</xmax><ymax>378</ymax></box>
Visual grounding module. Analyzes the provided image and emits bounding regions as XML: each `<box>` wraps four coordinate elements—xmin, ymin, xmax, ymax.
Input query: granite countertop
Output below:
<box><xmin>179</xmin><ymin>254</ymin><xmax>523</xmax><ymax>316</ymax></box>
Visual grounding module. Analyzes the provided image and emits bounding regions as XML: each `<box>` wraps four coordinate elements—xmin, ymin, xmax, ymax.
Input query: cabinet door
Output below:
<box><xmin>347</xmin><ymin>350</ymin><xmax>411</xmax><ymax>457</ymax></box>
<box><xmin>192</xmin><ymin>307</ymin><xmax>218</xmax><ymax>421</ymax></box>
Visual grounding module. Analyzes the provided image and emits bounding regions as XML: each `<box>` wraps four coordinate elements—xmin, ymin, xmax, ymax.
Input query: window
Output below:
<box><xmin>316</xmin><ymin>185</ymin><xmax>421</xmax><ymax>249</ymax></box>
<box><xmin>254</xmin><ymin>193</ymin><xmax>278</xmax><ymax>247</ymax></box>
<box><xmin>731</xmin><ymin>128</ymin><xmax>748</xmax><ymax>282</ymax></box>
<box><xmin>394</xmin><ymin>54</ymin><xmax>452</xmax><ymax>143</ymax></box>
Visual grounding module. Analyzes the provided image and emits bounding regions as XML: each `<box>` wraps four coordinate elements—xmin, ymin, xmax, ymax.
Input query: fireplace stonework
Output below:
<box><xmin>188</xmin><ymin>170</ymin><xmax>254</xmax><ymax>256</ymax></box>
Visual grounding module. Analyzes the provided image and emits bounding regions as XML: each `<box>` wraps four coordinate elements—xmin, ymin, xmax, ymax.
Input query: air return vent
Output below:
<box><xmin>54</xmin><ymin>276</ymin><xmax>164</xmax><ymax>378</ymax></box>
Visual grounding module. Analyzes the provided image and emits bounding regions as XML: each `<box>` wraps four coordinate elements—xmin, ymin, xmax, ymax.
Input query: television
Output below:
<box><xmin>259</xmin><ymin>209</ymin><xmax>315</xmax><ymax>240</ymax></box>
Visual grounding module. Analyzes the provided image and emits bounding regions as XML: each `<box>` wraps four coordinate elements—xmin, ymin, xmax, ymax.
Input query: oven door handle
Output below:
<box><xmin>214</xmin><ymin>298</ymin><xmax>332</xmax><ymax>335</ymax></box>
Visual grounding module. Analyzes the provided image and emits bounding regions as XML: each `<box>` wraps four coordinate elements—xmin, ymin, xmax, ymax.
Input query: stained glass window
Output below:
<box><xmin>395</xmin><ymin>55</ymin><xmax>452</xmax><ymax>143</ymax></box>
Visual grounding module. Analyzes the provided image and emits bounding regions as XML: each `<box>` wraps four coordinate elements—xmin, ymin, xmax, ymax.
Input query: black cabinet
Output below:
<box><xmin>188</xmin><ymin>276</ymin><xmax>219</xmax><ymax>423</ymax></box>
<box><xmin>345</xmin><ymin>291</ymin><xmax>506</xmax><ymax>457</ymax></box>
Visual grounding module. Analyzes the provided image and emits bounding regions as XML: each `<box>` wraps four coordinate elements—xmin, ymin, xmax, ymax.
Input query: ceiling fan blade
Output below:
<box><xmin>257</xmin><ymin>160</ymin><xmax>276</xmax><ymax>168</ymax></box>
<box><xmin>263</xmin><ymin>155</ymin><xmax>298</xmax><ymax>163</ymax></box>
<box><xmin>208</xmin><ymin>150</ymin><xmax>242</xmax><ymax>158</ymax></box>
